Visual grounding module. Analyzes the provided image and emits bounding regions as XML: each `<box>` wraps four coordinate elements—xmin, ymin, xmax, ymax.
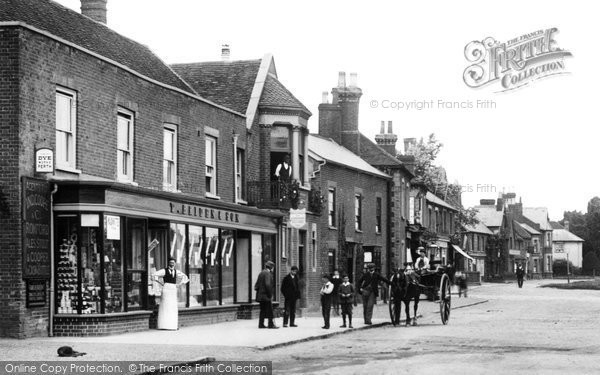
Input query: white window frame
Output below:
<box><xmin>236</xmin><ymin>148</ymin><xmax>246</xmax><ymax>202</ymax></box>
<box><xmin>355</xmin><ymin>194</ymin><xmax>362</xmax><ymax>231</ymax></box>
<box><xmin>163</xmin><ymin>125</ymin><xmax>177</xmax><ymax>191</ymax></box>
<box><xmin>205</xmin><ymin>136</ymin><xmax>217</xmax><ymax>196</ymax></box>
<box><xmin>55</xmin><ymin>88</ymin><xmax>77</xmax><ymax>171</ymax></box>
<box><xmin>117</xmin><ymin>109</ymin><xmax>134</xmax><ymax>182</ymax></box>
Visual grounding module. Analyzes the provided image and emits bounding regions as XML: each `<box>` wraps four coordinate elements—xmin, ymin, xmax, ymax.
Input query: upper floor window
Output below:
<box><xmin>355</xmin><ymin>194</ymin><xmax>362</xmax><ymax>231</ymax></box>
<box><xmin>56</xmin><ymin>88</ymin><xmax>77</xmax><ymax>169</ymax></box>
<box><xmin>117</xmin><ymin>110</ymin><xmax>134</xmax><ymax>182</ymax></box>
<box><xmin>205</xmin><ymin>136</ymin><xmax>217</xmax><ymax>195</ymax></box>
<box><xmin>328</xmin><ymin>187</ymin><xmax>336</xmax><ymax>227</ymax></box>
<box><xmin>236</xmin><ymin>148</ymin><xmax>245</xmax><ymax>201</ymax></box>
<box><xmin>376</xmin><ymin>197</ymin><xmax>382</xmax><ymax>233</ymax></box>
<box><xmin>163</xmin><ymin>125</ymin><xmax>177</xmax><ymax>191</ymax></box>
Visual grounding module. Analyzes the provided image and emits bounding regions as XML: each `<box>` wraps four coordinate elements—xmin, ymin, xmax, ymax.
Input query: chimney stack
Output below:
<box><xmin>337</xmin><ymin>72</ymin><xmax>346</xmax><ymax>88</ymax></box>
<box><xmin>375</xmin><ymin>120</ymin><xmax>398</xmax><ymax>155</ymax></box>
<box><xmin>81</xmin><ymin>0</ymin><xmax>107</xmax><ymax>24</ymax></box>
<box><xmin>321</xmin><ymin>91</ymin><xmax>329</xmax><ymax>104</ymax></box>
<box><xmin>348</xmin><ymin>72</ymin><xmax>358</xmax><ymax>87</ymax></box>
<box><xmin>221</xmin><ymin>44</ymin><xmax>231</xmax><ymax>61</ymax></box>
<box><xmin>564</xmin><ymin>220</ymin><xmax>570</xmax><ymax>231</ymax></box>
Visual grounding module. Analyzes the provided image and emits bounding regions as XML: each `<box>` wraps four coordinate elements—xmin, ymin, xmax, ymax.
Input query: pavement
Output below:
<box><xmin>1</xmin><ymin>289</ymin><xmax>486</xmax><ymax>365</ymax></box>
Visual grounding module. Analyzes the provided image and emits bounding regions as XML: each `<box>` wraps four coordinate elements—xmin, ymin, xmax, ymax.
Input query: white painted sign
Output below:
<box><xmin>35</xmin><ymin>148</ymin><xmax>53</xmax><ymax>173</ymax></box>
<box><xmin>289</xmin><ymin>208</ymin><xmax>306</xmax><ymax>229</ymax></box>
<box><xmin>509</xmin><ymin>249</ymin><xmax>522</xmax><ymax>256</ymax></box>
<box><xmin>105</xmin><ymin>215</ymin><xmax>121</xmax><ymax>240</ymax></box>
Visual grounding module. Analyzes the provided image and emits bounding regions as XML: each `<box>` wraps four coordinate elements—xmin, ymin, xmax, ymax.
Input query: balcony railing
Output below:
<box><xmin>247</xmin><ymin>181</ymin><xmax>298</xmax><ymax>210</ymax></box>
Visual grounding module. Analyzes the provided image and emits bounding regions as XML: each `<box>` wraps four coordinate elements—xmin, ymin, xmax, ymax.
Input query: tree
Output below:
<box><xmin>552</xmin><ymin>259</ymin><xmax>578</xmax><ymax>276</ymax></box>
<box><xmin>582</xmin><ymin>251</ymin><xmax>600</xmax><ymax>276</ymax></box>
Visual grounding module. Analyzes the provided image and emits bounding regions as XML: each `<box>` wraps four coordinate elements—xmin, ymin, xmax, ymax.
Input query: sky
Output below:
<box><xmin>55</xmin><ymin>0</ymin><xmax>599</xmax><ymax>221</ymax></box>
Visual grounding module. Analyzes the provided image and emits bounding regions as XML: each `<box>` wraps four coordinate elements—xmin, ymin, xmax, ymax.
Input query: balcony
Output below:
<box><xmin>247</xmin><ymin>181</ymin><xmax>299</xmax><ymax>210</ymax></box>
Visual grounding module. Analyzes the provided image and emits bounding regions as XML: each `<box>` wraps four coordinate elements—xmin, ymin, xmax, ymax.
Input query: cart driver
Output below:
<box><xmin>415</xmin><ymin>247</ymin><xmax>430</xmax><ymax>271</ymax></box>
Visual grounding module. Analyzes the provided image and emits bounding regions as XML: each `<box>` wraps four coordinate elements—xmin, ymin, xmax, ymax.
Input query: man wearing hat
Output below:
<box><xmin>357</xmin><ymin>263</ymin><xmax>390</xmax><ymax>325</ymax></box>
<box><xmin>281</xmin><ymin>265</ymin><xmax>301</xmax><ymax>327</ymax></box>
<box><xmin>415</xmin><ymin>247</ymin><xmax>430</xmax><ymax>271</ymax></box>
<box><xmin>254</xmin><ymin>260</ymin><xmax>278</xmax><ymax>329</ymax></box>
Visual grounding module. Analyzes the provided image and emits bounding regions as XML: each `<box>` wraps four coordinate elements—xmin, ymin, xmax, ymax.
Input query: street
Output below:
<box><xmin>226</xmin><ymin>280</ymin><xmax>600</xmax><ymax>374</ymax></box>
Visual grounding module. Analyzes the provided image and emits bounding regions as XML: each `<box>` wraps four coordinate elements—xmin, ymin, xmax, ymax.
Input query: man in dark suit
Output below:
<box><xmin>281</xmin><ymin>266</ymin><xmax>301</xmax><ymax>327</ymax></box>
<box><xmin>254</xmin><ymin>261</ymin><xmax>278</xmax><ymax>329</ymax></box>
<box><xmin>358</xmin><ymin>263</ymin><xmax>390</xmax><ymax>325</ymax></box>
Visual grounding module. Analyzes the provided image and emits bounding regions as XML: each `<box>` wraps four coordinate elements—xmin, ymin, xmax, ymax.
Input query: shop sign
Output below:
<box><xmin>170</xmin><ymin>202</ymin><xmax>241</xmax><ymax>223</ymax></box>
<box><xmin>289</xmin><ymin>208</ymin><xmax>306</xmax><ymax>229</ymax></box>
<box><xmin>509</xmin><ymin>249</ymin><xmax>522</xmax><ymax>256</ymax></box>
<box><xmin>22</xmin><ymin>177</ymin><xmax>51</xmax><ymax>279</ymax></box>
<box><xmin>105</xmin><ymin>215</ymin><xmax>121</xmax><ymax>240</ymax></box>
<box><xmin>35</xmin><ymin>148</ymin><xmax>53</xmax><ymax>173</ymax></box>
<box><xmin>26</xmin><ymin>279</ymin><xmax>46</xmax><ymax>307</ymax></box>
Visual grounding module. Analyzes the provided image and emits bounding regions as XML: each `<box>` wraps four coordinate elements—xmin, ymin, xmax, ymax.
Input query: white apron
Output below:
<box><xmin>157</xmin><ymin>283</ymin><xmax>178</xmax><ymax>330</ymax></box>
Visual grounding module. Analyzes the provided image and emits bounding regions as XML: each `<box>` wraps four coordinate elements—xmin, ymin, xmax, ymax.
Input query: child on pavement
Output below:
<box><xmin>320</xmin><ymin>275</ymin><xmax>334</xmax><ymax>329</ymax></box>
<box><xmin>338</xmin><ymin>275</ymin><xmax>355</xmax><ymax>328</ymax></box>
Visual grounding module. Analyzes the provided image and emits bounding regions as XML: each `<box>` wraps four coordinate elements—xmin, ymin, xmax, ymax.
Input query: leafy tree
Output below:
<box><xmin>552</xmin><ymin>259</ymin><xmax>578</xmax><ymax>276</ymax></box>
<box><xmin>582</xmin><ymin>251</ymin><xmax>600</xmax><ymax>276</ymax></box>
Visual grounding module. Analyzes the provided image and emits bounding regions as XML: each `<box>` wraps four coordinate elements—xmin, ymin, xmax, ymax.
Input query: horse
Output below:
<box><xmin>390</xmin><ymin>270</ymin><xmax>421</xmax><ymax>326</ymax></box>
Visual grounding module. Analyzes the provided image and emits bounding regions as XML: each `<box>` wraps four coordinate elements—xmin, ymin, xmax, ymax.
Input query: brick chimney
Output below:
<box><xmin>221</xmin><ymin>44</ymin><xmax>231</xmax><ymax>61</ymax></box>
<box><xmin>319</xmin><ymin>72</ymin><xmax>362</xmax><ymax>152</ymax></box>
<box><xmin>81</xmin><ymin>0</ymin><xmax>107</xmax><ymax>24</ymax></box>
<box><xmin>375</xmin><ymin>120</ymin><xmax>398</xmax><ymax>155</ymax></box>
<box><xmin>564</xmin><ymin>220</ymin><xmax>570</xmax><ymax>231</ymax></box>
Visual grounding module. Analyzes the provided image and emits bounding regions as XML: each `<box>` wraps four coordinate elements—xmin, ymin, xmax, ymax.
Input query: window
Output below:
<box><xmin>117</xmin><ymin>110</ymin><xmax>134</xmax><ymax>181</ymax></box>
<box><xmin>355</xmin><ymin>194</ymin><xmax>362</xmax><ymax>231</ymax></box>
<box><xmin>236</xmin><ymin>148</ymin><xmax>245</xmax><ymax>201</ymax></box>
<box><xmin>328</xmin><ymin>187</ymin><xmax>336</xmax><ymax>227</ymax></box>
<box><xmin>206</xmin><ymin>136</ymin><xmax>217</xmax><ymax>195</ymax></box>
<box><xmin>56</xmin><ymin>88</ymin><xmax>77</xmax><ymax>169</ymax></box>
<box><xmin>163</xmin><ymin>126</ymin><xmax>177</xmax><ymax>190</ymax></box>
<box><xmin>375</xmin><ymin>197</ymin><xmax>382</xmax><ymax>233</ymax></box>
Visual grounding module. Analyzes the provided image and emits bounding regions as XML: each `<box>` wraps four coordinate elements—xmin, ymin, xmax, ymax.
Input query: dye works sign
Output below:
<box><xmin>22</xmin><ymin>177</ymin><xmax>51</xmax><ymax>279</ymax></box>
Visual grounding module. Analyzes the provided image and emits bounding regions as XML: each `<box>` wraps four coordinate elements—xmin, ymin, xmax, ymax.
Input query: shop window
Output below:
<box><xmin>169</xmin><ymin>223</ymin><xmax>187</xmax><ymax>307</ymax></box>
<box><xmin>148</xmin><ymin>224</ymin><xmax>169</xmax><ymax>302</ymax></box>
<box><xmin>205</xmin><ymin>227</ymin><xmax>220</xmax><ymax>306</ymax></box>
<box><xmin>262</xmin><ymin>234</ymin><xmax>277</xmax><ymax>299</ymax></box>
<box><xmin>163</xmin><ymin>125</ymin><xmax>177</xmax><ymax>191</ymax></box>
<box><xmin>251</xmin><ymin>233</ymin><xmax>263</xmax><ymax>296</ymax></box>
<box><xmin>55</xmin><ymin>215</ymin><xmax>80</xmax><ymax>314</ymax></box>
<box><xmin>221</xmin><ymin>230</ymin><xmax>235</xmax><ymax>305</ymax></box>
<box><xmin>126</xmin><ymin>218</ymin><xmax>146</xmax><ymax>311</ymax></box>
<box><xmin>188</xmin><ymin>225</ymin><xmax>204</xmax><ymax>307</ymax></box>
<box><xmin>206</xmin><ymin>136</ymin><xmax>217</xmax><ymax>196</ymax></box>
<box><xmin>236</xmin><ymin>232</ymin><xmax>251</xmax><ymax>303</ymax></box>
<box><xmin>55</xmin><ymin>88</ymin><xmax>77</xmax><ymax>170</ymax></box>
<box><xmin>117</xmin><ymin>110</ymin><xmax>134</xmax><ymax>182</ymax></box>
<box><xmin>104</xmin><ymin>214</ymin><xmax>123</xmax><ymax>313</ymax></box>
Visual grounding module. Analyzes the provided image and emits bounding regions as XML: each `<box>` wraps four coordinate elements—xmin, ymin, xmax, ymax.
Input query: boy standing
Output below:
<box><xmin>338</xmin><ymin>275</ymin><xmax>355</xmax><ymax>328</ymax></box>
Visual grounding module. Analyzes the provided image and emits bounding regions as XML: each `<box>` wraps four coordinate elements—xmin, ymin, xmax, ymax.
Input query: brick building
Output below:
<box><xmin>0</xmin><ymin>0</ymin><xmax>290</xmax><ymax>337</ymax></box>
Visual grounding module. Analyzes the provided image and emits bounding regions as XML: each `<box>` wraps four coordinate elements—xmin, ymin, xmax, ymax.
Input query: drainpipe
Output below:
<box><xmin>49</xmin><ymin>183</ymin><xmax>58</xmax><ymax>337</ymax></box>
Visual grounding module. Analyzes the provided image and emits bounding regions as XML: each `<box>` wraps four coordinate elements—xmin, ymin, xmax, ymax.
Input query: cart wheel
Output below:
<box><xmin>388</xmin><ymin>285</ymin><xmax>395</xmax><ymax>324</ymax></box>
<box><xmin>439</xmin><ymin>273</ymin><xmax>451</xmax><ymax>325</ymax></box>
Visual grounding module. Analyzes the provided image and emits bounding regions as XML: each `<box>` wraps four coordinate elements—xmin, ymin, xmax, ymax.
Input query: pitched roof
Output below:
<box><xmin>171</xmin><ymin>60</ymin><xmax>261</xmax><ymax>114</ymax></box>
<box><xmin>553</xmin><ymin>229</ymin><xmax>584</xmax><ymax>242</ymax></box>
<box><xmin>308</xmin><ymin>135</ymin><xmax>390</xmax><ymax>179</ymax></box>
<box><xmin>426</xmin><ymin>192</ymin><xmax>458</xmax><ymax>211</ymax></box>
<box><xmin>518</xmin><ymin>222</ymin><xmax>541</xmax><ymax>235</ymax></box>
<box><xmin>550</xmin><ymin>221</ymin><xmax>564</xmax><ymax>230</ymax></box>
<box><xmin>464</xmin><ymin>220</ymin><xmax>494</xmax><ymax>235</ymax></box>
<box><xmin>259</xmin><ymin>74</ymin><xmax>311</xmax><ymax>115</ymax></box>
<box><xmin>523</xmin><ymin>207</ymin><xmax>552</xmax><ymax>231</ymax></box>
<box><xmin>0</xmin><ymin>0</ymin><xmax>195</xmax><ymax>95</ymax></box>
<box><xmin>513</xmin><ymin>221</ymin><xmax>532</xmax><ymax>239</ymax></box>
<box><xmin>359</xmin><ymin>134</ymin><xmax>403</xmax><ymax>166</ymax></box>
<box><xmin>473</xmin><ymin>205</ymin><xmax>504</xmax><ymax>227</ymax></box>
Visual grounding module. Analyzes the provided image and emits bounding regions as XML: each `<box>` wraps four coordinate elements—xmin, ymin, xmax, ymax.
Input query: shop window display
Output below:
<box><xmin>205</xmin><ymin>227</ymin><xmax>220</xmax><ymax>306</ymax></box>
<box><xmin>169</xmin><ymin>223</ymin><xmax>187</xmax><ymax>307</ymax></box>
<box><xmin>188</xmin><ymin>225</ymin><xmax>204</xmax><ymax>307</ymax></box>
<box><xmin>104</xmin><ymin>215</ymin><xmax>123</xmax><ymax>313</ymax></box>
<box><xmin>221</xmin><ymin>230</ymin><xmax>235</xmax><ymax>304</ymax></box>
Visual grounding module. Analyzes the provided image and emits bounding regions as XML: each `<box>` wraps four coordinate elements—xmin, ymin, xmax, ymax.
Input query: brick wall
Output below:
<box><xmin>1</xmin><ymin>26</ymin><xmax>249</xmax><ymax>338</ymax></box>
<box><xmin>53</xmin><ymin>312</ymin><xmax>151</xmax><ymax>337</ymax></box>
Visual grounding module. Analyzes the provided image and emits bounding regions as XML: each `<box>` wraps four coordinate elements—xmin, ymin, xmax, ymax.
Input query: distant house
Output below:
<box><xmin>551</xmin><ymin>222</ymin><xmax>584</xmax><ymax>268</ymax></box>
<box><xmin>462</xmin><ymin>220</ymin><xmax>493</xmax><ymax>281</ymax></box>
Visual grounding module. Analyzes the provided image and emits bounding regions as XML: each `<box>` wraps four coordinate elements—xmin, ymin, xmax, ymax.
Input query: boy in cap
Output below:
<box><xmin>338</xmin><ymin>274</ymin><xmax>355</xmax><ymax>328</ymax></box>
<box><xmin>320</xmin><ymin>274</ymin><xmax>334</xmax><ymax>329</ymax></box>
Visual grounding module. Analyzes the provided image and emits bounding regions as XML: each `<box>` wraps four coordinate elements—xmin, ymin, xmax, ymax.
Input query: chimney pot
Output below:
<box><xmin>348</xmin><ymin>72</ymin><xmax>358</xmax><ymax>87</ymax></box>
<box><xmin>337</xmin><ymin>72</ymin><xmax>346</xmax><ymax>88</ymax></box>
<box><xmin>221</xmin><ymin>44</ymin><xmax>231</xmax><ymax>61</ymax></box>
<box><xmin>564</xmin><ymin>220</ymin><xmax>570</xmax><ymax>231</ymax></box>
<box><xmin>380</xmin><ymin>121</ymin><xmax>385</xmax><ymax>134</ymax></box>
<box><xmin>81</xmin><ymin>0</ymin><xmax>107</xmax><ymax>24</ymax></box>
<box><xmin>387</xmin><ymin>120</ymin><xmax>393</xmax><ymax>134</ymax></box>
<box><xmin>322</xmin><ymin>91</ymin><xmax>329</xmax><ymax>104</ymax></box>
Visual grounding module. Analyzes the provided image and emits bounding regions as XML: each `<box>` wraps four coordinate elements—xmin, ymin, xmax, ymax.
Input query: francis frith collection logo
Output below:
<box><xmin>463</xmin><ymin>28</ymin><xmax>572</xmax><ymax>92</ymax></box>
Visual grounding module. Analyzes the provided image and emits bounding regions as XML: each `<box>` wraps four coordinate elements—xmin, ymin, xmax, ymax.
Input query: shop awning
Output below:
<box><xmin>453</xmin><ymin>245</ymin><xmax>474</xmax><ymax>261</ymax></box>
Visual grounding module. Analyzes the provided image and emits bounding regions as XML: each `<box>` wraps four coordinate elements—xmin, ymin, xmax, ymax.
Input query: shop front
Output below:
<box><xmin>51</xmin><ymin>181</ymin><xmax>281</xmax><ymax>336</ymax></box>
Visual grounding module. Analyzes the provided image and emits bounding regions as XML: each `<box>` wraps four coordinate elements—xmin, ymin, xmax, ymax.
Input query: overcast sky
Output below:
<box><xmin>55</xmin><ymin>0</ymin><xmax>599</xmax><ymax>220</ymax></box>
